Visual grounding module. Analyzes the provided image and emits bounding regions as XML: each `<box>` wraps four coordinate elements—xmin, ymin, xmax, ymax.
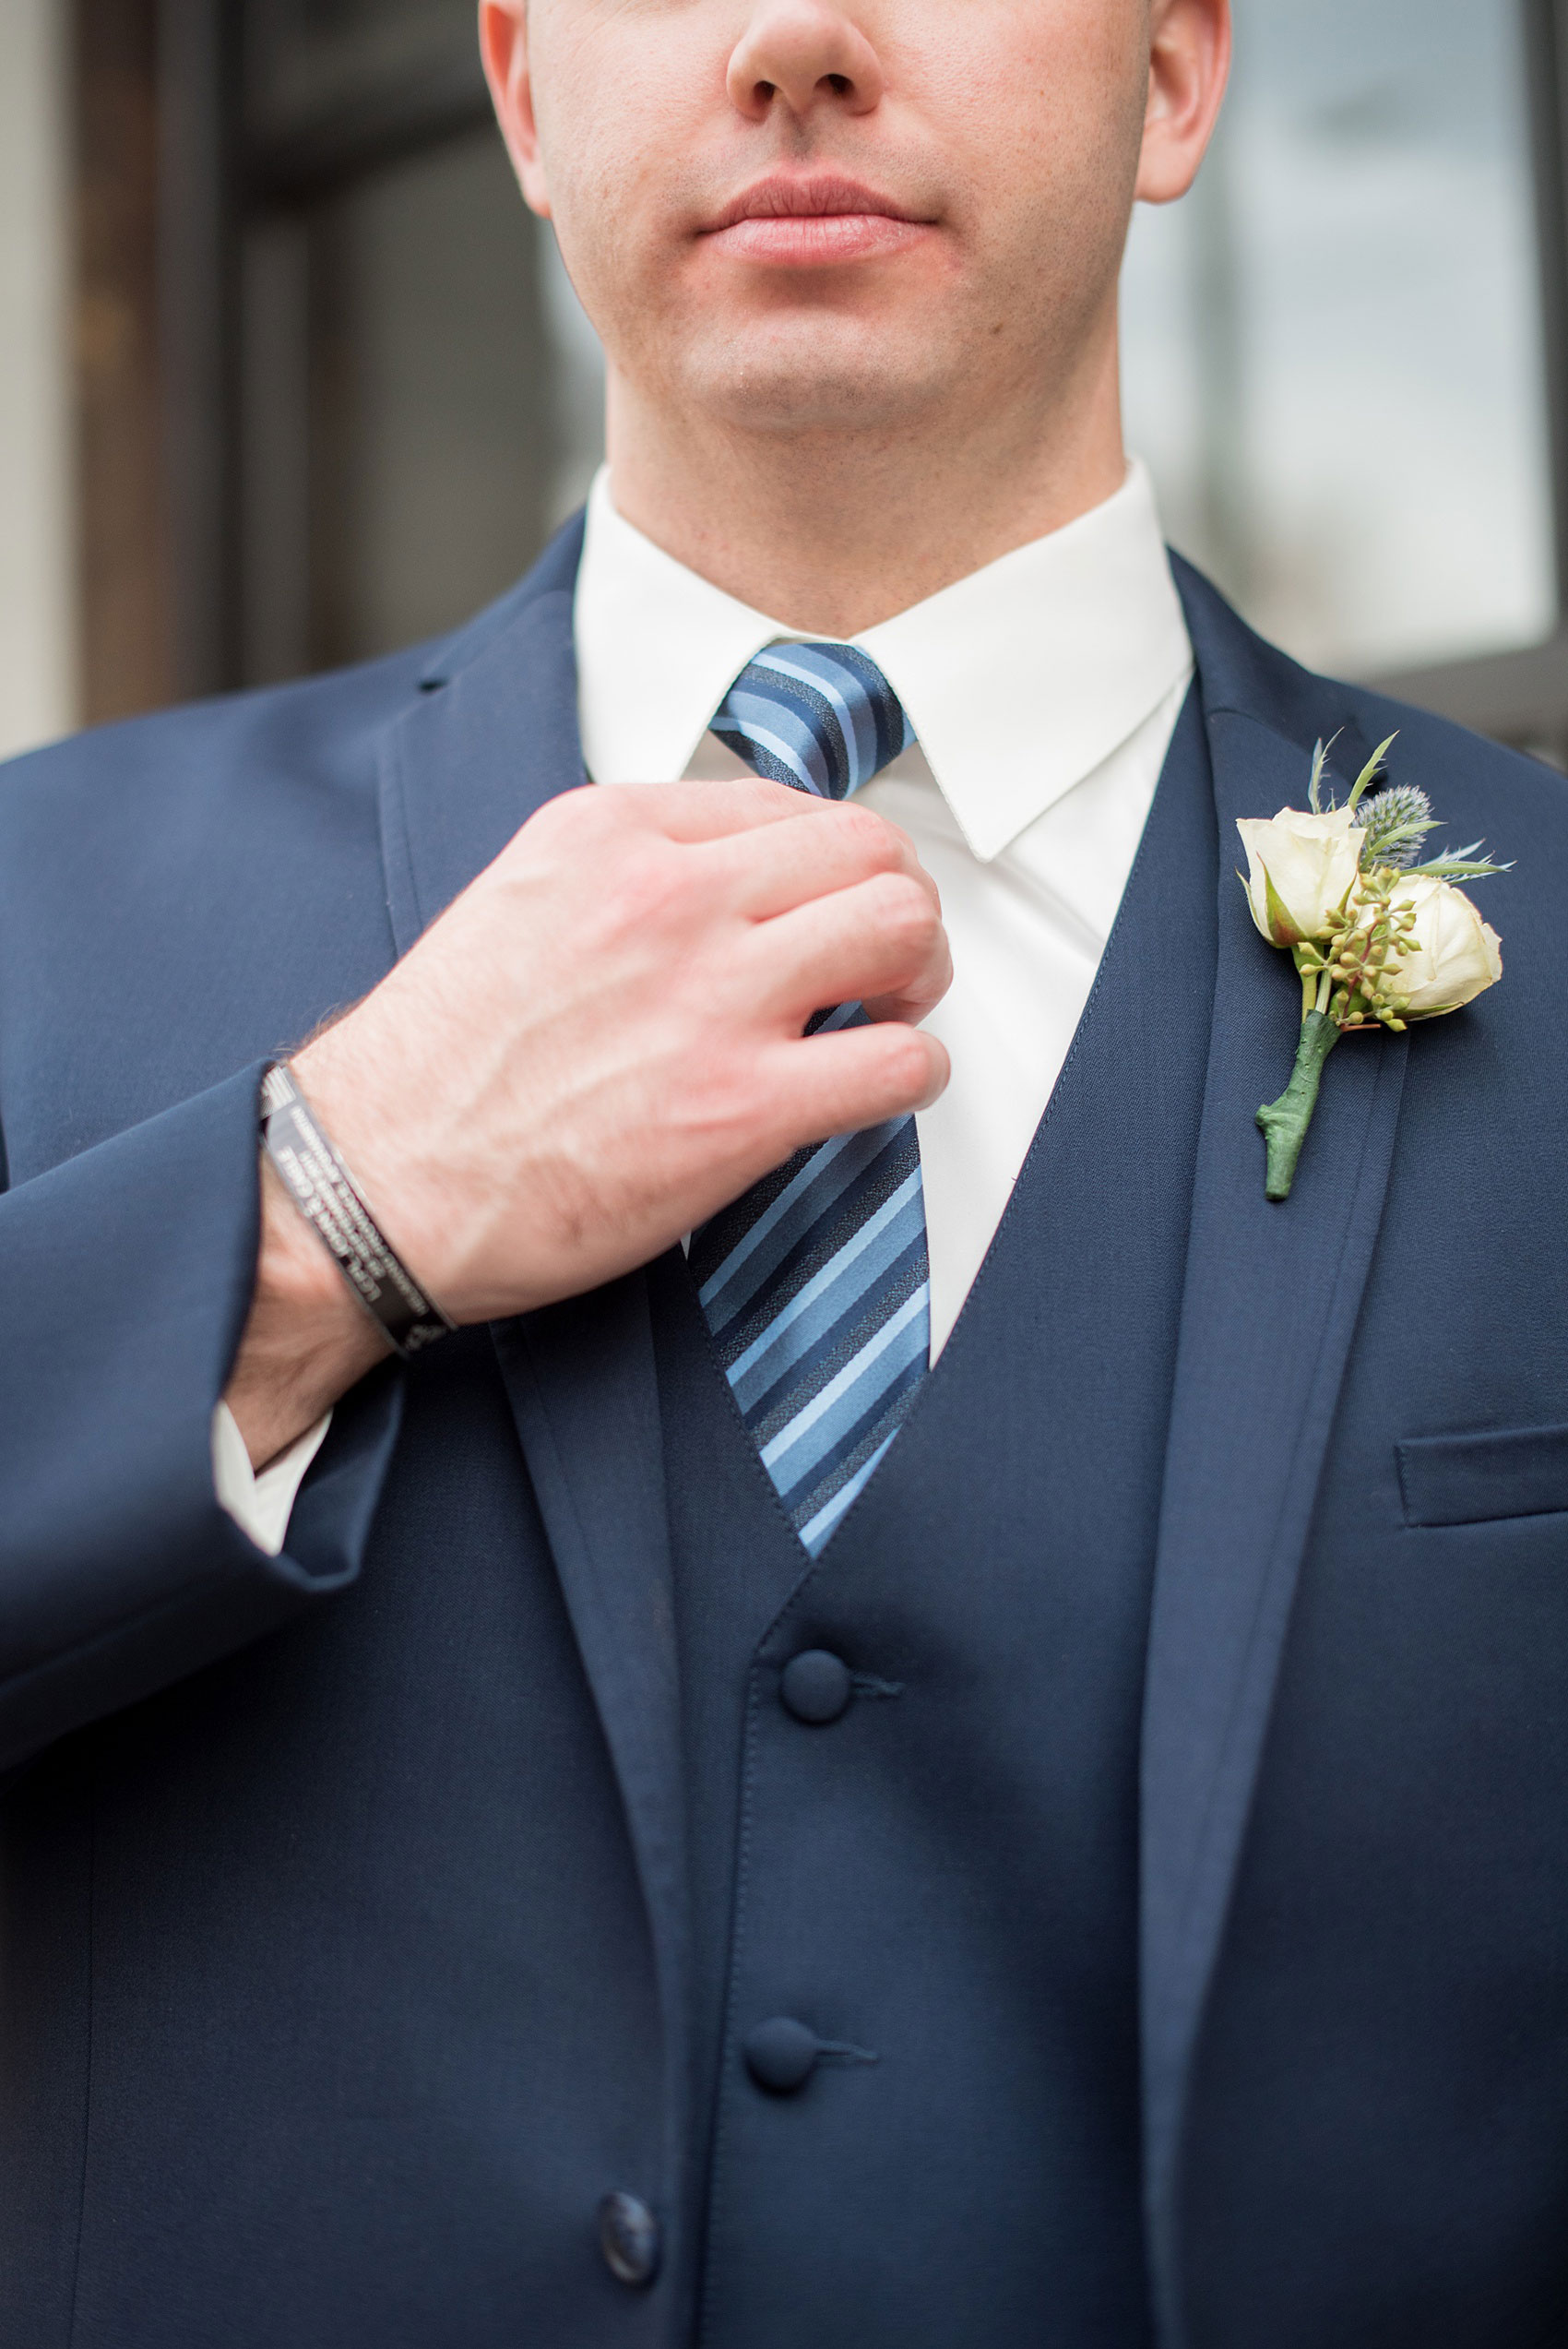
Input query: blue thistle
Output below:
<box><xmin>1358</xmin><ymin>783</ymin><xmax>1435</xmax><ymax>869</ymax></box>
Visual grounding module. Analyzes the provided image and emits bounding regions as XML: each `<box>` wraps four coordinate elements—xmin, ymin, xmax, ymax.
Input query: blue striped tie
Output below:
<box><xmin>690</xmin><ymin>642</ymin><xmax>929</xmax><ymax>1556</ymax></box>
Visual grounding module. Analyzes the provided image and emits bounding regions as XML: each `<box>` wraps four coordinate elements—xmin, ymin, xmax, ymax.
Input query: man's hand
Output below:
<box><xmin>224</xmin><ymin>780</ymin><xmax>951</xmax><ymax>1469</ymax></box>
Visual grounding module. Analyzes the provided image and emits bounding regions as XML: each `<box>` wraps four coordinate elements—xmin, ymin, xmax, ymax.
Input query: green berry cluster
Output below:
<box><xmin>1293</xmin><ymin>867</ymin><xmax>1418</xmax><ymax>1032</ymax></box>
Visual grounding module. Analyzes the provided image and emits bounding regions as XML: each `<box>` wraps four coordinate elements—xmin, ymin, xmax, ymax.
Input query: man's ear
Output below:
<box><xmin>480</xmin><ymin>0</ymin><xmax>552</xmax><ymax>217</ymax></box>
<box><xmin>1135</xmin><ymin>0</ymin><xmax>1231</xmax><ymax>206</ymax></box>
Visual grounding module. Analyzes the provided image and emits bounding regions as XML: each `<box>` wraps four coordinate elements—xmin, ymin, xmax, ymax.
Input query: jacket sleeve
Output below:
<box><xmin>0</xmin><ymin>1061</ymin><xmax>402</xmax><ymax>1771</ymax></box>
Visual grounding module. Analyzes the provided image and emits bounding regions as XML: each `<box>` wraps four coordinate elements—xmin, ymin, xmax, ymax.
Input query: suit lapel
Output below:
<box><xmin>1141</xmin><ymin>565</ymin><xmax>1409</xmax><ymax>2346</ymax></box>
<box><xmin>375</xmin><ymin>525</ymin><xmax>693</xmax><ymax>2231</ymax></box>
<box><xmin>378</xmin><ymin>536</ymin><xmax>584</xmax><ymax>955</ymax></box>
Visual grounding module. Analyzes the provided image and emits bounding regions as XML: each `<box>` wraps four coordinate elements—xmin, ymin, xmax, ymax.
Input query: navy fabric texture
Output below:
<box><xmin>3</xmin><ymin>517</ymin><xmax>1568</xmax><ymax>2346</ymax></box>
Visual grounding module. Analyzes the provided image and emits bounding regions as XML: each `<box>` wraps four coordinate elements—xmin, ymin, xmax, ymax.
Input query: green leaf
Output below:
<box><xmin>1262</xmin><ymin>866</ymin><xmax>1300</xmax><ymax>945</ymax></box>
<box><xmin>1308</xmin><ymin>730</ymin><xmax>1347</xmax><ymax>814</ymax></box>
<box><xmin>1404</xmin><ymin>854</ymin><xmax>1514</xmax><ymax>882</ymax></box>
<box><xmin>1348</xmin><ymin>733</ymin><xmax>1399</xmax><ymax>812</ymax></box>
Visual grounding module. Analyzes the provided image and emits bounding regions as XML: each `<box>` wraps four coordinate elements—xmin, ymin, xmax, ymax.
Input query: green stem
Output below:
<box><xmin>1255</xmin><ymin>1010</ymin><xmax>1341</xmax><ymax>1202</ymax></box>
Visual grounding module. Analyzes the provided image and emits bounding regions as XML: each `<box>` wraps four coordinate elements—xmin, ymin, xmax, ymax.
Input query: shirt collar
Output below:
<box><xmin>573</xmin><ymin>457</ymin><xmax>1192</xmax><ymax>862</ymax></box>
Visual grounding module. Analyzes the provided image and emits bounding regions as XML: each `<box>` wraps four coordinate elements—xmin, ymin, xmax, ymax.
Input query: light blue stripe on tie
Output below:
<box><xmin>724</xmin><ymin>686</ymin><xmax>825</xmax><ymax>758</ymax></box>
<box><xmin>761</xmin><ymin>1282</ymin><xmax>930</xmax><ymax>1478</ymax></box>
<box><xmin>721</xmin><ymin>715</ymin><xmax>824</xmax><ymax>795</ymax></box>
<box><xmin>731</xmin><ymin>1174</ymin><xmax>925</xmax><ymax>1412</ymax></box>
<box><xmin>722</xmin><ymin>689</ymin><xmax>833</xmax><ymax>787</ymax></box>
<box><xmin>726</xmin><ymin>1163</ymin><xmax>921</xmax><ymax>1382</ymax></box>
<box><xmin>798</xmin><ymin>1429</ymin><xmax>900</xmax><ymax>1556</ymax></box>
<box><xmin>750</xmin><ymin>650</ymin><xmax>874</xmax><ymax>781</ymax></box>
<box><xmin>696</xmin><ymin>1128</ymin><xmax>861</xmax><ymax>1313</ymax></box>
<box><xmin>707</xmin><ymin>1125</ymin><xmax>913</xmax><ymax>1352</ymax></box>
<box><xmin>767</xmin><ymin>1298</ymin><xmax>930</xmax><ymax>1503</ymax></box>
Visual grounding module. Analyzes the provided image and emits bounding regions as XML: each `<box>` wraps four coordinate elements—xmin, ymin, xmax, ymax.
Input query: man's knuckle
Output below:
<box><xmin>595</xmin><ymin>842</ymin><xmax>686</xmax><ymax>931</ymax></box>
<box><xmin>539</xmin><ymin>781</ymin><xmax>599</xmax><ymax>833</ymax></box>
<box><xmin>837</xmin><ymin>802</ymin><xmax>890</xmax><ymax>855</ymax></box>
<box><xmin>877</xmin><ymin>872</ymin><xmax>938</xmax><ymax>935</ymax></box>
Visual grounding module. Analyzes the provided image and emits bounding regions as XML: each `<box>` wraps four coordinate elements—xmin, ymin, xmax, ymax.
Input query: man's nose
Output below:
<box><xmin>726</xmin><ymin>1</ymin><xmax>885</xmax><ymax>123</ymax></box>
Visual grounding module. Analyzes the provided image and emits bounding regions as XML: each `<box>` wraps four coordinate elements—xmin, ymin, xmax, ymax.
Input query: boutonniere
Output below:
<box><xmin>1239</xmin><ymin>736</ymin><xmax>1508</xmax><ymax>1200</ymax></box>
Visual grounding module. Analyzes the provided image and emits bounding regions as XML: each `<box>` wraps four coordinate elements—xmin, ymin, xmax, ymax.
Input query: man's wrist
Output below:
<box><xmin>259</xmin><ymin>1062</ymin><xmax>454</xmax><ymax>1358</ymax></box>
<box><xmin>288</xmin><ymin>1019</ymin><xmax>458</xmax><ymax>1314</ymax></box>
<box><xmin>223</xmin><ymin>1154</ymin><xmax>392</xmax><ymax>1473</ymax></box>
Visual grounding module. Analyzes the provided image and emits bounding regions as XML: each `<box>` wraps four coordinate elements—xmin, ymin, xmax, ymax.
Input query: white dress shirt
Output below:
<box><xmin>216</xmin><ymin>459</ymin><xmax>1193</xmax><ymax>1552</ymax></box>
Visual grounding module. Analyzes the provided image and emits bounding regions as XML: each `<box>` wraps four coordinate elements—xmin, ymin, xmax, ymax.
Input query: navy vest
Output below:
<box><xmin>650</xmin><ymin>691</ymin><xmax>1219</xmax><ymax>2346</ymax></box>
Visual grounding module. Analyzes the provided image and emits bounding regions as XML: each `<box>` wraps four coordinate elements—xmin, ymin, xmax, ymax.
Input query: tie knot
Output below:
<box><xmin>711</xmin><ymin>641</ymin><xmax>914</xmax><ymax>800</ymax></box>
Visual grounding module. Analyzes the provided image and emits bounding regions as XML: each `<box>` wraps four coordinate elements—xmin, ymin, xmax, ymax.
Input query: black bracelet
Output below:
<box><xmin>259</xmin><ymin>1062</ymin><xmax>454</xmax><ymax>1359</ymax></box>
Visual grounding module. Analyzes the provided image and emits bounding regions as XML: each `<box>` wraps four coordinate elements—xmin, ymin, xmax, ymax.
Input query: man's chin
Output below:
<box><xmin>671</xmin><ymin>335</ymin><xmax>959</xmax><ymax>438</ymax></box>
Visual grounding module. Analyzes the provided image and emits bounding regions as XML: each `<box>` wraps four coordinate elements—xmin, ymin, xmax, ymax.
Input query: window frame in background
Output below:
<box><xmin>1373</xmin><ymin>0</ymin><xmax>1568</xmax><ymax>758</ymax></box>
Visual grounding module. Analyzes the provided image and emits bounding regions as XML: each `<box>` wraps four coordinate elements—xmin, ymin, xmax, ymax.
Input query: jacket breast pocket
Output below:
<box><xmin>1397</xmin><ymin>1423</ymin><xmax>1568</xmax><ymax>1529</ymax></box>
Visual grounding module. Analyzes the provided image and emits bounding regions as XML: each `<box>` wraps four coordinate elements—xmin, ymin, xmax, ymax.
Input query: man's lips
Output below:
<box><xmin>700</xmin><ymin>174</ymin><xmax>935</xmax><ymax>267</ymax></box>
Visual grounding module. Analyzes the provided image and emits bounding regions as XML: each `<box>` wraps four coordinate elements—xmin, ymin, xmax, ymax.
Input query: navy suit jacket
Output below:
<box><xmin>4</xmin><ymin>520</ymin><xmax>1568</xmax><ymax>2346</ymax></box>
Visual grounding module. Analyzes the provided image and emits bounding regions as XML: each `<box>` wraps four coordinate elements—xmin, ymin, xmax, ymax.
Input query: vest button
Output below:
<box><xmin>780</xmin><ymin>1649</ymin><xmax>852</xmax><ymax>1724</ymax></box>
<box><xmin>743</xmin><ymin>2015</ymin><xmax>821</xmax><ymax>2093</ymax></box>
<box><xmin>597</xmin><ymin>2191</ymin><xmax>660</xmax><ymax>2287</ymax></box>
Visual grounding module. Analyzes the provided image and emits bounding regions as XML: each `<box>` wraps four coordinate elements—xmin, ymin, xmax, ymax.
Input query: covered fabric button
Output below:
<box><xmin>779</xmin><ymin>1649</ymin><xmax>853</xmax><ymax>1724</ymax></box>
<box><xmin>597</xmin><ymin>2191</ymin><xmax>660</xmax><ymax>2286</ymax></box>
<box><xmin>743</xmin><ymin>2016</ymin><xmax>821</xmax><ymax>2093</ymax></box>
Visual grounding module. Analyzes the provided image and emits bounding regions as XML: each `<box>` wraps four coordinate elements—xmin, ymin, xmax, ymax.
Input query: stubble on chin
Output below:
<box><xmin>652</xmin><ymin>309</ymin><xmax>972</xmax><ymax>439</ymax></box>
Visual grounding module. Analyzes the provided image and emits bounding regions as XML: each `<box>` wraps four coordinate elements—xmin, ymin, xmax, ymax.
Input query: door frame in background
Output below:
<box><xmin>75</xmin><ymin>0</ymin><xmax>494</xmax><ymax>721</ymax></box>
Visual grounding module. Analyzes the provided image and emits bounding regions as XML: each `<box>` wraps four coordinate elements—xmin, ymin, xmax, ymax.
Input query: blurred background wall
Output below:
<box><xmin>6</xmin><ymin>0</ymin><xmax>1568</xmax><ymax>761</ymax></box>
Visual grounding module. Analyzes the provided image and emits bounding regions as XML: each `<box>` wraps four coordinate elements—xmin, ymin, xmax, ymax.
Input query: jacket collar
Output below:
<box><xmin>375</xmin><ymin>531</ymin><xmax>1409</xmax><ymax>2346</ymax></box>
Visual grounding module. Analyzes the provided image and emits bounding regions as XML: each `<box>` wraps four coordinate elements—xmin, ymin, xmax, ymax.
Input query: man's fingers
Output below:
<box><xmin>609</xmin><ymin>777</ymin><xmax>831</xmax><ymax>843</ymax></box>
<box><xmin>710</xmin><ymin>800</ymin><xmax>940</xmax><ymax>922</ymax></box>
<box><xmin>758</xmin><ymin>1022</ymin><xmax>951</xmax><ymax>1156</ymax></box>
<box><xmin>495</xmin><ymin>781</ymin><xmax>825</xmax><ymax>877</ymax></box>
<box><xmin>743</xmin><ymin>872</ymin><xmax>953</xmax><ymax>1028</ymax></box>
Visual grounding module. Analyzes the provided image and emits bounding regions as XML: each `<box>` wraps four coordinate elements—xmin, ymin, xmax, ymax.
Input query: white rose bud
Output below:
<box><xmin>1385</xmin><ymin>874</ymin><xmax>1503</xmax><ymax>1018</ymax></box>
<box><xmin>1236</xmin><ymin>806</ymin><xmax>1364</xmax><ymax>947</ymax></box>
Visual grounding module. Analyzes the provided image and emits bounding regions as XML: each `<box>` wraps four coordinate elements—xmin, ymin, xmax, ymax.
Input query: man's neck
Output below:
<box><xmin>602</xmin><ymin>331</ymin><xmax>1129</xmax><ymax>639</ymax></box>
